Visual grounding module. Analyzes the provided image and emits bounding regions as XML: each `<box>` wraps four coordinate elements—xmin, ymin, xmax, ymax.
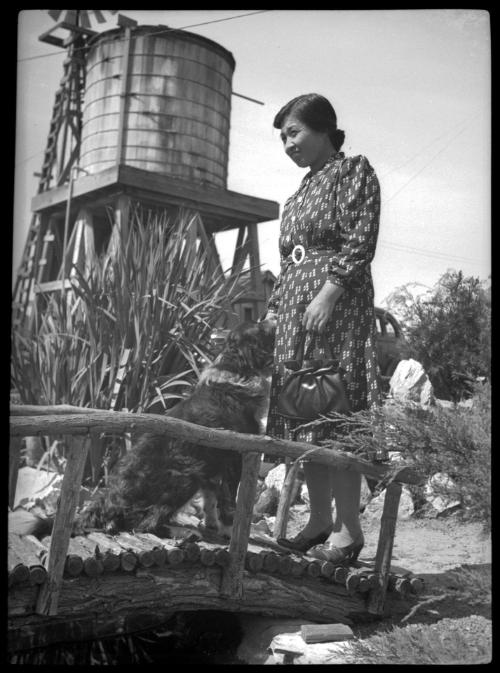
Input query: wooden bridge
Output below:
<box><xmin>9</xmin><ymin>405</ymin><xmax>424</xmax><ymax>656</ymax></box>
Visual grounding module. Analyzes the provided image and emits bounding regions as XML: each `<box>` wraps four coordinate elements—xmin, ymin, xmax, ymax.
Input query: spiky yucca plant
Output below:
<box><xmin>11</xmin><ymin>207</ymin><xmax>243</xmax><ymax>412</ymax></box>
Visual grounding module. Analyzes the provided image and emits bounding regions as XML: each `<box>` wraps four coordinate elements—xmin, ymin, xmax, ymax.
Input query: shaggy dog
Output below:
<box><xmin>11</xmin><ymin>320</ymin><xmax>275</xmax><ymax>540</ymax></box>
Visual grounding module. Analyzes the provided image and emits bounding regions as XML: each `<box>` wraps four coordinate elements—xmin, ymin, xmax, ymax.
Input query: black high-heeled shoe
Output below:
<box><xmin>307</xmin><ymin>534</ymin><xmax>364</xmax><ymax>565</ymax></box>
<box><xmin>277</xmin><ymin>527</ymin><xmax>333</xmax><ymax>554</ymax></box>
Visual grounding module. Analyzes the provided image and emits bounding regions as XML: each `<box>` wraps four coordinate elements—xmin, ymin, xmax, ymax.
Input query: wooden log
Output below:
<box><xmin>306</xmin><ymin>560</ymin><xmax>322</xmax><ymax>579</ymax></box>
<box><xmin>289</xmin><ymin>558</ymin><xmax>306</xmax><ymax>578</ymax></box>
<box><xmin>39</xmin><ymin>537</ymin><xmax>83</xmax><ymax>578</ymax></box>
<box><xmin>8</xmin><ymin>534</ymin><xmax>47</xmax><ymax>586</ymax></box>
<box><xmin>409</xmin><ymin>577</ymin><xmax>425</xmax><ymax>594</ymax></box>
<box><xmin>261</xmin><ymin>551</ymin><xmax>280</xmax><ymax>573</ymax></box>
<box><xmin>367</xmin><ymin>481</ymin><xmax>402</xmax><ymax>615</ymax></box>
<box><xmin>86</xmin><ymin>532</ymin><xmax>135</xmax><ymax>572</ymax></box>
<box><xmin>66</xmin><ymin>537</ymin><xmax>104</xmax><ymax>578</ymax></box>
<box><xmin>8</xmin><ymin>544</ymin><xmax>30</xmax><ymax>586</ymax></box>
<box><xmin>8</xmin><ymin>565</ymin><xmax>368</xmax><ymax>653</ymax></box>
<box><xmin>36</xmin><ymin>435</ymin><xmax>90</xmax><ymax>616</ymax></box>
<box><xmin>301</xmin><ymin>623</ymin><xmax>355</xmax><ymax>644</ymax></box>
<box><xmin>9</xmin><ymin>408</ymin><xmax>423</xmax><ymax>485</ymax></box>
<box><xmin>345</xmin><ymin>571</ymin><xmax>360</xmax><ymax>592</ymax></box>
<box><xmin>319</xmin><ymin>560</ymin><xmax>336</xmax><ymax>579</ymax></box>
<box><xmin>245</xmin><ymin>551</ymin><xmax>264</xmax><ymax>573</ymax></box>
<box><xmin>358</xmin><ymin>576</ymin><xmax>371</xmax><ymax>592</ymax></box>
<box><xmin>134</xmin><ymin>533</ymin><xmax>168</xmax><ymax>567</ymax></box>
<box><xmin>197</xmin><ymin>541</ymin><xmax>230</xmax><ymax>568</ymax></box>
<box><xmin>113</xmin><ymin>533</ymin><xmax>155</xmax><ymax>568</ymax></box>
<box><xmin>334</xmin><ymin>566</ymin><xmax>348</xmax><ymax>585</ymax></box>
<box><xmin>221</xmin><ymin>451</ymin><xmax>262</xmax><ymax>598</ymax></box>
<box><xmin>277</xmin><ymin>554</ymin><xmax>293</xmax><ymax>575</ymax></box>
<box><xmin>153</xmin><ymin>539</ymin><xmax>185</xmax><ymax>566</ymax></box>
<box><xmin>200</xmin><ymin>548</ymin><xmax>216</xmax><ymax>566</ymax></box>
<box><xmin>180</xmin><ymin>541</ymin><xmax>201</xmax><ymax>562</ymax></box>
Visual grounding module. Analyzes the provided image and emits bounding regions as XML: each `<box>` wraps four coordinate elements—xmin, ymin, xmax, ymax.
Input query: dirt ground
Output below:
<box><xmin>285</xmin><ymin>504</ymin><xmax>491</xmax><ymax>633</ymax></box>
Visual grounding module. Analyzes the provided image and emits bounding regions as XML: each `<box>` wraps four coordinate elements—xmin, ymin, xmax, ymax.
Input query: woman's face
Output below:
<box><xmin>279</xmin><ymin>113</ymin><xmax>333</xmax><ymax>172</ymax></box>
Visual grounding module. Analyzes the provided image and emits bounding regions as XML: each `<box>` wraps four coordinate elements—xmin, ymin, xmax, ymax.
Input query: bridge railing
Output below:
<box><xmin>9</xmin><ymin>404</ymin><xmax>422</xmax><ymax>616</ymax></box>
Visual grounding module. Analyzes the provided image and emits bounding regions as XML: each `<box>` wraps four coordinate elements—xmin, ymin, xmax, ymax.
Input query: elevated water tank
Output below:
<box><xmin>79</xmin><ymin>25</ymin><xmax>235</xmax><ymax>188</ymax></box>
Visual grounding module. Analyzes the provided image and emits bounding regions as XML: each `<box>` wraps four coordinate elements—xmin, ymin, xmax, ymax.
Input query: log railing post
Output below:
<box><xmin>273</xmin><ymin>459</ymin><xmax>301</xmax><ymax>540</ymax></box>
<box><xmin>367</xmin><ymin>480</ymin><xmax>402</xmax><ymax>615</ymax></box>
<box><xmin>220</xmin><ymin>452</ymin><xmax>262</xmax><ymax>598</ymax></box>
<box><xmin>36</xmin><ymin>435</ymin><xmax>90</xmax><ymax>615</ymax></box>
<box><xmin>9</xmin><ymin>437</ymin><xmax>22</xmax><ymax>510</ymax></box>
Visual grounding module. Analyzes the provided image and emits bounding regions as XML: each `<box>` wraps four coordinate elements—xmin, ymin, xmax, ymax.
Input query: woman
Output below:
<box><xmin>264</xmin><ymin>93</ymin><xmax>381</xmax><ymax>564</ymax></box>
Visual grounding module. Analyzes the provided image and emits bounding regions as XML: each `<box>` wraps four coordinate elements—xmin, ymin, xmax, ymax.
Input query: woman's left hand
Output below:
<box><xmin>302</xmin><ymin>282</ymin><xmax>344</xmax><ymax>333</ymax></box>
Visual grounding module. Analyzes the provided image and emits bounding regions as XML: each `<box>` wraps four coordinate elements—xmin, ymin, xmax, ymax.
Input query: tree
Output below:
<box><xmin>385</xmin><ymin>270</ymin><xmax>491</xmax><ymax>401</ymax></box>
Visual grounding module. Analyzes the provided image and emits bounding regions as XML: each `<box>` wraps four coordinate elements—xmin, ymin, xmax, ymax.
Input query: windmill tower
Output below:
<box><xmin>13</xmin><ymin>11</ymin><xmax>279</xmax><ymax>329</ymax></box>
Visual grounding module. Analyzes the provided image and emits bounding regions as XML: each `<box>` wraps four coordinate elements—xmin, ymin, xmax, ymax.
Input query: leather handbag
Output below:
<box><xmin>277</xmin><ymin>332</ymin><xmax>351</xmax><ymax>421</ymax></box>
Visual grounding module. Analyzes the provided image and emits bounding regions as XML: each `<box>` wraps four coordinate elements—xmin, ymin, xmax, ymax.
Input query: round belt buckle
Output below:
<box><xmin>291</xmin><ymin>244</ymin><xmax>306</xmax><ymax>265</ymax></box>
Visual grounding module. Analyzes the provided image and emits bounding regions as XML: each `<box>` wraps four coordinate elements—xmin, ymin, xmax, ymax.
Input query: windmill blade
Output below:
<box><xmin>47</xmin><ymin>10</ymin><xmax>120</xmax><ymax>29</ymax></box>
<box><xmin>92</xmin><ymin>10</ymin><xmax>107</xmax><ymax>24</ymax></box>
<box><xmin>47</xmin><ymin>10</ymin><xmax>63</xmax><ymax>21</ymax></box>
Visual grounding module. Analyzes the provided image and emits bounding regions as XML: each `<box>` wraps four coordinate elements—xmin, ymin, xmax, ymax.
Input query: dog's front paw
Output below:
<box><xmin>217</xmin><ymin>522</ymin><xmax>233</xmax><ymax>539</ymax></box>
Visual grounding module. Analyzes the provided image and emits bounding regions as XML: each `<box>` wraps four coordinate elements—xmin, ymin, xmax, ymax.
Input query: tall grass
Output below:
<box><xmin>11</xmin><ymin>207</ymin><xmax>242</xmax><ymax>412</ymax></box>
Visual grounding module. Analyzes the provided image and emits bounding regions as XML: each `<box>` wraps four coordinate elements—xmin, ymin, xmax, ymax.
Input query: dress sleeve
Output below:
<box><xmin>328</xmin><ymin>155</ymin><xmax>380</xmax><ymax>288</ymax></box>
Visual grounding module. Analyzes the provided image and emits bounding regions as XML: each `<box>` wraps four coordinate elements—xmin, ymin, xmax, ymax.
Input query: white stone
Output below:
<box><xmin>264</xmin><ymin>463</ymin><xmax>287</xmax><ymax>491</ymax></box>
<box><xmin>268</xmin><ymin>631</ymin><xmax>357</xmax><ymax>665</ymax></box>
<box><xmin>424</xmin><ymin>472</ymin><xmax>461</xmax><ymax>513</ymax></box>
<box><xmin>389</xmin><ymin>358</ymin><xmax>435</xmax><ymax>407</ymax></box>
<box><xmin>361</xmin><ymin>485</ymin><xmax>414</xmax><ymax>521</ymax></box>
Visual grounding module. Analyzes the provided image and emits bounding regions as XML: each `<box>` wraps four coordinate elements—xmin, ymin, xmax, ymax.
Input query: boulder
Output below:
<box><xmin>389</xmin><ymin>359</ymin><xmax>435</xmax><ymax>407</ymax></box>
<box><xmin>424</xmin><ymin>472</ymin><xmax>461</xmax><ymax>514</ymax></box>
<box><xmin>361</xmin><ymin>484</ymin><xmax>415</xmax><ymax>521</ymax></box>
<box><xmin>264</xmin><ymin>463</ymin><xmax>287</xmax><ymax>491</ymax></box>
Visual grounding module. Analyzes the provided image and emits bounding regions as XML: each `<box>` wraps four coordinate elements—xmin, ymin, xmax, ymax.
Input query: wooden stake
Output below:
<box><xmin>221</xmin><ymin>451</ymin><xmax>261</xmax><ymax>598</ymax></box>
<box><xmin>367</xmin><ymin>481</ymin><xmax>402</xmax><ymax>615</ymax></box>
<box><xmin>35</xmin><ymin>435</ymin><xmax>90</xmax><ymax>615</ymax></box>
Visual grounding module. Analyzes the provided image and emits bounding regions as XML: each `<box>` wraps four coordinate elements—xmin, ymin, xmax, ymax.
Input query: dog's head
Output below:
<box><xmin>217</xmin><ymin>320</ymin><xmax>275</xmax><ymax>377</ymax></box>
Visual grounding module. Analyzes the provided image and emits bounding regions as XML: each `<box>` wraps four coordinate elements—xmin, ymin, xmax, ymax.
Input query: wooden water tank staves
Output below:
<box><xmin>79</xmin><ymin>26</ymin><xmax>235</xmax><ymax>188</ymax></box>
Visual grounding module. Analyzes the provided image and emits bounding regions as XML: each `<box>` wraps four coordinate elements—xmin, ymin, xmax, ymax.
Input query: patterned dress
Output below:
<box><xmin>266</xmin><ymin>151</ymin><xmax>382</xmax><ymax>443</ymax></box>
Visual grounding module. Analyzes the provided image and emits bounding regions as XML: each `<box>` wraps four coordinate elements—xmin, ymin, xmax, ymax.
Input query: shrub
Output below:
<box><xmin>385</xmin><ymin>270</ymin><xmax>491</xmax><ymax>401</ymax></box>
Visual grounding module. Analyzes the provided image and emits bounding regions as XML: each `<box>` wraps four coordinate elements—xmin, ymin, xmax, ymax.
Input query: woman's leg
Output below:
<box><xmin>300</xmin><ymin>462</ymin><xmax>335</xmax><ymax>537</ymax></box>
<box><xmin>328</xmin><ymin>469</ymin><xmax>363</xmax><ymax>546</ymax></box>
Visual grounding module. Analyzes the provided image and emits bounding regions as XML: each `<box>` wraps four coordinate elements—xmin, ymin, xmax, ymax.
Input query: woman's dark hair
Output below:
<box><xmin>273</xmin><ymin>93</ymin><xmax>345</xmax><ymax>151</ymax></box>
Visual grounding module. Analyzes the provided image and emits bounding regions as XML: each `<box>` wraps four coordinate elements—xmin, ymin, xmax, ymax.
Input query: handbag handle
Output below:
<box><xmin>293</xmin><ymin>331</ymin><xmax>336</xmax><ymax>364</ymax></box>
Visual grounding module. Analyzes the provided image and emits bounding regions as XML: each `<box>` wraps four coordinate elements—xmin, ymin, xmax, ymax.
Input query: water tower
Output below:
<box><xmin>13</xmin><ymin>12</ymin><xmax>279</xmax><ymax>327</ymax></box>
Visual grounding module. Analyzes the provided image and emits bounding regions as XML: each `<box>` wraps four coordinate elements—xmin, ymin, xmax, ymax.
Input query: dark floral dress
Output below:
<box><xmin>266</xmin><ymin>151</ymin><xmax>382</xmax><ymax>443</ymax></box>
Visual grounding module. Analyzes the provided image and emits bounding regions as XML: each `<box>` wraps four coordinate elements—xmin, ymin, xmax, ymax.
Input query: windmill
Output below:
<box><xmin>13</xmin><ymin>11</ymin><xmax>279</xmax><ymax>329</ymax></box>
<box><xmin>13</xmin><ymin>10</ymin><xmax>121</xmax><ymax>326</ymax></box>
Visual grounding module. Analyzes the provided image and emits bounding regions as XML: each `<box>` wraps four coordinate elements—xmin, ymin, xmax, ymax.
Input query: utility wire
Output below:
<box><xmin>380</xmin><ymin>110</ymin><xmax>482</xmax><ymax>181</ymax></box>
<box><xmin>384</xmin><ymin>119</ymin><xmax>475</xmax><ymax>206</ymax></box>
<box><xmin>18</xmin><ymin>10</ymin><xmax>272</xmax><ymax>63</ymax></box>
<box><xmin>378</xmin><ymin>239</ymin><xmax>486</xmax><ymax>265</ymax></box>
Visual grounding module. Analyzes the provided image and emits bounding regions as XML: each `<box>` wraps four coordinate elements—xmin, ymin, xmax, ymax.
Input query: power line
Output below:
<box><xmin>384</xmin><ymin>118</ymin><xmax>475</xmax><ymax>205</ymax></box>
<box><xmin>378</xmin><ymin>239</ymin><xmax>487</xmax><ymax>265</ymax></box>
<box><xmin>380</xmin><ymin>110</ymin><xmax>481</xmax><ymax>181</ymax></box>
<box><xmin>17</xmin><ymin>10</ymin><xmax>272</xmax><ymax>63</ymax></box>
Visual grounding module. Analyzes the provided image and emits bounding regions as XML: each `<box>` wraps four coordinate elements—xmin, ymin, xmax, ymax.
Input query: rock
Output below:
<box><xmin>424</xmin><ymin>472</ymin><xmax>461</xmax><ymax>514</ymax></box>
<box><xmin>361</xmin><ymin>485</ymin><xmax>414</xmax><ymax>521</ymax></box>
<box><xmin>236</xmin><ymin>616</ymin><xmax>316</xmax><ymax>664</ymax></box>
<box><xmin>389</xmin><ymin>359</ymin><xmax>435</xmax><ymax>407</ymax></box>
<box><xmin>268</xmin><ymin>630</ymin><xmax>357</xmax><ymax>665</ymax></box>
<box><xmin>264</xmin><ymin>463</ymin><xmax>287</xmax><ymax>491</ymax></box>
<box><xmin>253</xmin><ymin>486</ymin><xmax>278</xmax><ymax>520</ymax></box>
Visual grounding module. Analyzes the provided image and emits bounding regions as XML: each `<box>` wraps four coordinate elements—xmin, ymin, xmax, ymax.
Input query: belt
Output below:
<box><xmin>287</xmin><ymin>245</ymin><xmax>333</xmax><ymax>266</ymax></box>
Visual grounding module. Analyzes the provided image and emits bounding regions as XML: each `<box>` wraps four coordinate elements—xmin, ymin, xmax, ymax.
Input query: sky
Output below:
<box><xmin>14</xmin><ymin>9</ymin><xmax>491</xmax><ymax>306</ymax></box>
